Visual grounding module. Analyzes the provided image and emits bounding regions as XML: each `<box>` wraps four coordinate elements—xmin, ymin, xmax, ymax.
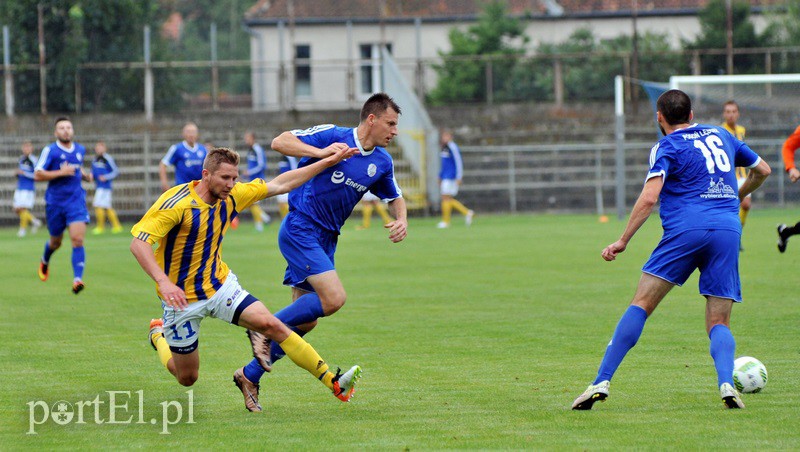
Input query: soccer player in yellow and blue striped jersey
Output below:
<box><xmin>130</xmin><ymin>146</ymin><xmax>361</xmax><ymax>412</ymax></box>
<box><xmin>721</xmin><ymin>100</ymin><xmax>750</xmax><ymax>250</ymax></box>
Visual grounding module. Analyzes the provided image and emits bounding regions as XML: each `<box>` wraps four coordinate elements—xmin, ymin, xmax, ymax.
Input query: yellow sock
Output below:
<box><xmin>279</xmin><ymin>203</ymin><xmax>289</xmax><ymax>218</ymax></box>
<box><xmin>19</xmin><ymin>209</ymin><xmax>32</xmax><ymax>229</ymax></box>
<box><xmin>95</xmin><ymin>208</ymin><xmax>106</xmax><ymax>230</ymax></box>
<box><xmin>107</xmin><ymin>208</ymin><xmax>122</xmax><ymax>229</ymax></box>
<box><xmin>450</xmin><ymin>199</ymin><xmax>470</xmax><ymax>216</ymax></box>
<box><xmin>375</xmin><ymin>203</ymin><xmax>393</xmax><ymax>224</ymax></box>
<box><xmin>152</xmin><ymin>333</ymin><xmax>173</xmax><ymax>369</ymax></box>
<box><xmin>442</xmin><ymin>199</ymin><xmax>453</xmax><ymax>224</ymax></box>
<box><xmin>279</xmin><ymin>332</ymin><xmax>334</xmax><ymax>390</ymax></box>
<box><xmin>739</xmin><ymin>208</ymin><xmax>749</xmax><ymax>226</ymax></box>
<box><xmin>362</xmin><ymin>205</ymin><xmax>373</xmax><ymax>228</ymax></box>
<box><xmin>251</xmin><ymin>205</ymin><xmax>264</xmax><ymax>223</ymax></box>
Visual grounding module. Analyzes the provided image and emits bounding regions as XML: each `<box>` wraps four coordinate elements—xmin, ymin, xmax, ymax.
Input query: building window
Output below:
<box><xmin>359</xmin><ymin>43</ymin><xmax>392</xmax><ymax>96</ymax></box>
<box><xmin>295</xmin><ymin>44</ymin><xmax>311</xmax><ymax>97</ymax></box>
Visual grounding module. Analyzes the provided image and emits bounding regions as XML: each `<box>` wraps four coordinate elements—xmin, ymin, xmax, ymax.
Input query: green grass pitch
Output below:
<box><xmin>1</xmin><ymin>210</ymin><xmax>799</xmax><ymax>448</ymax></box>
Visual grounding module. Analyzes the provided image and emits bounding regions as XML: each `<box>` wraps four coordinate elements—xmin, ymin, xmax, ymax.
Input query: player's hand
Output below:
<box><xmin>320</xmin><ymin>142</ymin><xmax>351</xmax><ymax>159</ymax></box>
<box><xmin>789</xmin><ymin>168</ymin><xmax>800</xmax><ymax>183</ymax></box>
<box><xmin>98</xmin><ymin>175</ymin><xmax>106</xmax><ymax>182</ymax></box>
<box><xmin>602</xmin><ymin>240</ymin><xmax>627</xmax><ymax>261</ymax></box>
<box><xmin>159</xmin><ymin>280</ymin><xmax>188</xmax><ymax>310</ymax></box>
<box><xmin>385</xmin><ymin>218</ymin><xmax>408</xmax><ymax>243</ymax></box>
<box><xmin>323</xmin><ymin>146</ymin><xmax>358</xmax><ymax>166</ymax></box>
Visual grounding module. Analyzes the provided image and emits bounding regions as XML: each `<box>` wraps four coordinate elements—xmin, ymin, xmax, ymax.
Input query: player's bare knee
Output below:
<box><xmin>176</xmin><ymin>372</ymin><xmax>197</xmax><ymax>387</ymax></box>
<box><xmin>254</xmin><ymin>315</ymin><xmax>286</xmax><ymax>339</ymax></box>
<box><xmin>71</xmin><ymin>237</ymin><xmax>84</xmax><ymax>247</ymax></box>
<box><xmin>322</xmin><ymin>291</ymin><xmax>346</xmax><ymax>315</ymax></box>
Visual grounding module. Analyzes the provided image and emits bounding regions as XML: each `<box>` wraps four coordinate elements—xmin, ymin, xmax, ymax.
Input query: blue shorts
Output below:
<box><xmin>46</xmin><ymin>200</ymin><xmax>90</xmax><ymax>236</ymax></box>
<box><xmin>642</xmin><ymin>229</ymin><xmax>742</xmax><ymax>302</ymax></box>
<box><xmin>278</xmin><ymin>212</ymin><xmax>338</xmax><ymax>292</ymax></box>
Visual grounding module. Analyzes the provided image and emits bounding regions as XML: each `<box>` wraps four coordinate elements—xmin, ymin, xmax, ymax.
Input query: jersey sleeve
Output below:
<box><xmin>734</xmin><ymin>142</ymin><xmax>761</xmax><ymax>169</ymax></box>
<box><xmin>162</xmin><ymin>144</ymin><xmax>179</xmax><ymax>166</ymax></box>
<box><xmin>131</xmin><ymin>195</ymin><xmax>184</xmax><ymax>245</ymax></box>
<box><xmin>448</xmin><ymin>142</ymin><xmax>464</xmax><ymax>180</ymax></box>
<box><xmin>104</xmin><ymin>154</ymin><xmax>120</xmax><ymax>180</ymax></box>
<box><xmin>369</xmin><ymin>160</ymin><xmax>403</xmax><ymax>201</ymax></box>
<box><xmin>646</xmin><ymin>142</ymin><xmax>670</xmax><ymax>181</ymax></box>
<box><xmin>230</xmin><ymin>179</ymin><xmax>269</xmax><ymax>212</ymax></box>
<box><xmin>290</xmin><ymin>124</ymin><xmax>337</xmax><ymax>149</ymax></box>
<box><xmin>782</xmin><ymin>125</ymin><xmax>800</xmax><ymax>172</ymax></box>
<box><xmin>34</xmin><ymin>146</ymin><xmax>53</xmax><ymax>172</ymax></box>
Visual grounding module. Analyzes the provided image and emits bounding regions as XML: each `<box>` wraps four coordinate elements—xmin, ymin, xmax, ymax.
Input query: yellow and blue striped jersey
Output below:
<box><xmin>131</xmin><ymin>179</ymin><xmax>267</xmax><ymax>303</ymax></box>
<box><xmin>722</xmin><ymin>123</ymin><xmax>748</xmax><ymax>179</ymax></box>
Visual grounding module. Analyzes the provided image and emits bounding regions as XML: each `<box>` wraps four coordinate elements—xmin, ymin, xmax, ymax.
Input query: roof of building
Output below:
<box><xmin>244</xmin><ymin>0</ymin><xmax>783</xmax><ymax>24</ymax></box>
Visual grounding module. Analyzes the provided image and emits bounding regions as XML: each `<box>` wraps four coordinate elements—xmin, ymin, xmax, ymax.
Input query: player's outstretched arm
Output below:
<box><xmin>739</xmin><ymin>159</ymin><xmax>771</xmax><ymax>200</ymax></box>
<box><xmin>271</xmin><ymin>131</ymin><xmax>344</xmax><ymax>159</ymax></box>
<box><xmin>265</xmin><ymin>146</ymin><xmax>358</xmax><ymax>196</ymax></box>
<box><xmin>602</xmin><ymin>176</ymin><xmax>663</xmax><ymax>262</ymax></box>
<box><xmin>385</xmin><ymin>197</ymin><xmax>408</xmax><ymax>243</ymax></box>
<box><xmin>158</xmin><ymin>162</ymin><xmax>170</xmax><ymax>192</ymax></box>
<box><xmin>130</xmin><ymin>238</ymin><xmax>188</xmax><ymax>310</ymax></box>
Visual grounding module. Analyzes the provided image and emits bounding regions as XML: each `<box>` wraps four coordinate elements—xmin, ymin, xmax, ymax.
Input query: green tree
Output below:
<box><xmin>684</xmin><ymin>0</ymin><xmax>775</xmax><ymax>75</ymax></box>
<box><xmin>429</xmin><ymin>1</ymin><xmax>529</xmax><ymax>104</ymax></box>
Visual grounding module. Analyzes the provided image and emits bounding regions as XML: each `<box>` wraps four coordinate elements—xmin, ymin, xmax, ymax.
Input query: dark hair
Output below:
<box><xmin>54</xmin><ymin>116</ymin><xmax>71</xmax><ymax>127</ymax></box>
<box><xmin>360</xmin><ymin>93</ymin><xmax>401</xmax><ymax>122</ymax></box>
<box><xmin>203</xmin><ymin>147</ymin><xmax>240</xmax><ymax>172</ymax></box>
<box><xmin>656</xmin><ymin>90</ymin><xmax>692</xmax><ymax>125</ymax></box>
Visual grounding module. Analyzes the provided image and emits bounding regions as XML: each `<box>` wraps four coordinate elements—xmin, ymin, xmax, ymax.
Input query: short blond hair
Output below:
<box><xmin>203</xmin><ymin>147</ymin><xmax>240</xmax><ymax>172</ymax></box>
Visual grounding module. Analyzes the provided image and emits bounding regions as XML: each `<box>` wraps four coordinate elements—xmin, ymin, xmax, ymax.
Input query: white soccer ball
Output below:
<box><xmin>733</xmin><ymin>356</ymin><xmax>768</xmax><ymax>393</ymax></box>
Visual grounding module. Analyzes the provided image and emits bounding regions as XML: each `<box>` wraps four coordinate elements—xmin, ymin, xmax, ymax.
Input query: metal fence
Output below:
<box><xmin>5</xmin><ymin>44</ymin><xmax>800</xmax><ymax>115</ymax></box>
<box><xmin>455</xmin><ymin>139</ymin><xmax>797</xmax><ymax>215</ymax></box>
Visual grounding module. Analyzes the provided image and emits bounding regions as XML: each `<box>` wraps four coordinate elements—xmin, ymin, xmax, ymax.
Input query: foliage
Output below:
<box><xmin>683</xmin><ymin>0</ymin><xmax>776</xmax><ymax>75</ymax></box>
<box><xmin>429</xmin><ymin>1</ymin><xmax>529</xmax><ymax>104</ymax></box>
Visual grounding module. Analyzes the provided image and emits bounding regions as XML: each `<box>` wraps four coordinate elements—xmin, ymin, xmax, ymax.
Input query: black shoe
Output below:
<box><xmin>777</xmin><ymin>224</ymin><xmax>789</xmax><ymax>253</ymax></box>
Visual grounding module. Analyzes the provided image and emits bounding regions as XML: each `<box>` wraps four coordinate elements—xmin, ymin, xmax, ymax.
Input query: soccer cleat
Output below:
<box><xmin>17</xmin><ymin>228</ymin><xmax>26</xmax><ymax>238</ymax></box>
<box><xmin>571</xmin><ymin>380</ymin><xmax>610</xmax><ymax>410</ymax></box>
<box><xmin>332</xmin><ymin>365</ymin><xmax>362</xmax><ymax>402</ymax></box>
<box><xmin>72</xmin><ymin>280</ymin><xmax>85</xmax><ymax>295</ymax></box>
<box><xmin>246</xmin><ymin>330</ymin><xmax>272</xmax><ymax>372</ymax></box>
<box><xmin>262</xmin><ymin>212</ymin><xmax>272</xmax><ymax>224</ymax></box>
<box><xmin>92</xmin><ymin>228</ymin><xmax>105</xmax><ymax>235</ymax></box>
<box><xmin>436</xmin><ymin>221</ymin><xmax>449</xmax><ymax>229</ymax></box>
<box><xmin>148</xmin><ymin>318</ymin><xmax>164</xmax><ymax>351</ymax></box>
<box><xmin>231</xmin><ymin>217</ymin><xmax>240</xmax><ymax>230</ymax></box>
<box><xmin>720</xmin><ymin>382</ymin><xmax>745</xmax><ymax>409</ymax></box>
<box><xmin>38</xmin><ymin>261</ymin><xmax>49</xmax><ymax>282</ymax></box>
<box><xmin>777</xmin><ymin>224</ymin><xmax>789</xmax><ymax>253</ymax></box>
<box><xmin>465</xmin><ymin>210</ymin><xmax>474</xmax><ymax>226</ymax></box>
<box><xmin>31</xmin><ymin>218</ymin><xmax>42</xmax><ymax>234</ymax></box>
<box><xmin>233</xmin><ymin>367</ymin><xmax>262</xmax><ymax>412</ymax></box>
<box><xmin>111</xmin><ymin>226</ymin><xmax>124</xmax><ymax>234</ymax></box>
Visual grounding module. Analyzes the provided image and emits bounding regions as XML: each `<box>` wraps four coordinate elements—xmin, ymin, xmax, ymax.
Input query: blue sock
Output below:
<box><xmin>709</xmin><ymin>324</ymin><xmax>736</xmax><ymax>387</ymax></box>
<box><xmin>71</xmin><ymin>246</ymin><xmax>85</xmax><ymax>280</ymax></box>
<box><xmin>42</xmin><ymin>242</ymin><xmax>54</xmax><ymax>264</ymax></box>
<box><xmin>593</xmin><ymin>305</ymin><xmax>648</xmax><ymax>384</ymax></box>
<box><xmin>243</xmin><ymin>326</ymin><xmax>306</xmax><ymax>384</ymax></box>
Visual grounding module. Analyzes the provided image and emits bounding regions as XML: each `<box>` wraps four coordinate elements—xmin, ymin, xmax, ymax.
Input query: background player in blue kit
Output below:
<box><xmin>13</xmin><ymin>140</ymin><xmax>42</xmax><ymax>237</ymax></box>
<box><xmin>159</xmin><ymin>122</ymin><xmax>207</xmax><ymax>192</ymax></box>
<box><xmin>243</xmin><ymin>130</ymin><xmax>272</xmax><ymax>231</ymax></box>
<box><xmin>238</xmin><ymin>93</ymin><xmax>408</xmax><ymax>393</ymax></box>
<box><xmin>275</xmin><ymin>154</ymin><xmax>298</xmax><ymax>218</ymax></box>
<box><xmin>437</xmin><ymin>129</ymin><xmax>474</xmax><ymax>228</ymax></box>
<box><xmin>34</xmin><ymin>117</ymin><xmax>93</xmax><ymax>294</ymax></box>
<box><xmin>91</xmin><ymin>140</ymin><xmax>123</xmax><ymax>234</ymax></box>
<box><xmin>571</xmin><ymin>90</ymin><xmax>771</xmax><ymax>410</ymax></box>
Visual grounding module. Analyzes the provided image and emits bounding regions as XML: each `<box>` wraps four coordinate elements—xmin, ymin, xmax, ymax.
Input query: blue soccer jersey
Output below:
<box><xmin>647</xmin><ymin>123</ymin><xmax>761</xmax><ymax>233</ymax></box>
<box><xmin>162</xmin><ymin>141</ymin><xmax>207</xmax><ymax>185</ymax></box>
<box><xmin>246</xmin><ymin>143</ymin><xmax>267</xmax><ymax>181</ymax></box>
<box><xmin>289</xmin><ymin>124</ymin><xmax>402</xmax><ymax>232</ymax></box>
<box><xmin>35</xmin><ymin>141</ymin><xmax>88</xmax><ymax>204</ymax></box>
<box><xmin>17</xmin><ymin>154</ymin><xmax>37</xmax><ymax>191</ymax></box>
<box><xmin>278</xmin><ymin>155</ymin><xmax>298</xmax><ymax>174</ymax></box>
<box><xmin>92</xmin><ymin>153</ymin><xmax>120</xmax><ymax>189</ymax></box>
<box><xmin>439</xmin><ymin>140</ymin><xmax>463</xmax><ymax>180</ymax></box>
